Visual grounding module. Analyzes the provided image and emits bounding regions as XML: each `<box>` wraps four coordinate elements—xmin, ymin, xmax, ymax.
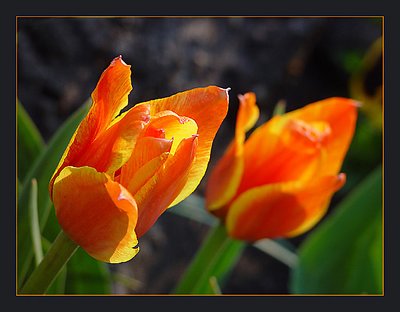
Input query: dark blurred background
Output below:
<box><xmin>17</xmin><ymin>17</ymin><xmax>382</xmax><ymax>294</ymax></box>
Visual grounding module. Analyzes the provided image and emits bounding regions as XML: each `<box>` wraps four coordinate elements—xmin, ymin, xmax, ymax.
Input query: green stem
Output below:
<box><xmin>20</xmin><ymin>231</ymin><xmax>78</xmax><ymax>294</ymax></box>
<box><xmin>173</xmin><ymin>223</ymin><xmax>245</xmax><ymax>294</ymax></box>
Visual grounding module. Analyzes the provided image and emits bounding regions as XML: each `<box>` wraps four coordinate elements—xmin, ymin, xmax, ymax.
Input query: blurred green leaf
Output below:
<box><xmin>64</xmin><ymin>248</ymin><xmax>111</xmax><ymax>294</ymax></box>
<box><xmin>48</xmin><ymin>266</ymin><xmax>68</xmax><ymax>294</ymax></box>
<box><xmin>349</xmin><ymin>37</ymin><xmax>382</xmax><ymax>130</ymax></box>
<box><xmin>290</xmin><ymin>165</ymin><xmax>382</xmax><ymax>294</ymax></box>
<box><xmin>339</xmin><ymin>50</ymin><xmax>364</xmax><ymax>74</ymax></box>
<box><xmin>18</xmin><ymin>100</ymin><xmax>90</xmax><ymax>286</ymax></box>
<box><xmin>39</xmin><ymin>234</ymin><xmax>111</xmax><ymax>295</ymax></box>
<box><xmin>341</xmin><ymin>114</ymin><xmax>382</xmax><ymax>193</ymax></box>
<box><xmin>41</xmin><ymin>238</ymin><xmax>68</xmax><ymax>294</ymax></box>
<box><xmin>17</xmin><ymin>101</ymin><xmax>45</xmax><ymax>182</ymax></box>
<box><xmin>174</xmin><ymin>223</ymin><xmax>245</xmax><ymax>294</ymax></box>
<box><xmin>17</xmin><ymin>178</ymin><xmax>22</xmax><ymax>198</ymax></box>
<box><xmin>169</xmin><ymin>194</ymin><xmax>297</xmax><ymax>267</ymax></box>
<box><xmin>272</xmin><ymin>99</ymin><xmax>286</xmax><ymax>116</ymax></box>
<box><xmin>169</xmin><ymin>194</ymin><xmax>218</xmax><ymax>227</ymax></box>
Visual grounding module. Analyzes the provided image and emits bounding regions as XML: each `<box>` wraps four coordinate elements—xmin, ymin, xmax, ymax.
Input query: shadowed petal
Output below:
<box><xmin>53</xmin><ymin>166</ymin><xmax>139</xmax><ymax>263</ymax></box>
<box><xmin>206</xmin><ymin>92</ymin><xmax>259</xmax><ymax>212</ymax></box>
<box><xmin>226</xmin><ymin>174</ymin><xmax>346</xmax><ymax>241</ymax></box>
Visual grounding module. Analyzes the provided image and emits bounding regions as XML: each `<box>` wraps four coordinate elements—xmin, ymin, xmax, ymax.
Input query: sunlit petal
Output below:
<box><xmin>136</xmin><ymin>86</ymin><xmax>229</xmax><ymax>207</ymax></box>
<box><xmin>132</xmin><ymin>135</ymin><xmax>198</xmax><ymax>238</ymax></box>
<box><xmin>53</xmin><ymin>166</ymin><xmax>139</xmax><ymax>263</ymax></box>
<box><xmin>49</xmin><ymin>56</ymin><xmax>138</xmax><ymax>196</ymax></box>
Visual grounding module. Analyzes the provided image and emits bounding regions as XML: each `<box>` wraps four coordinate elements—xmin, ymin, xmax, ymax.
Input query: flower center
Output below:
<box><xmin>145</xmin><ymin>111</ymin><xmax>198</xmax><ymax>155</ymax></box>
<box><xmin>285</xmin><ymin>119</ymin><xmax>331</xmax><ymax>152</ymax></box>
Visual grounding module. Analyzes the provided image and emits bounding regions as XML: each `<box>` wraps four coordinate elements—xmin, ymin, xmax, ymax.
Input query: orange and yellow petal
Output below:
<box><xmin>124</xmin><ymin>152</ymin><xmax>169</xmax><ymax>198</ymax></box>
<box><xmin>135</xmin><ymin>86</ymin><xmax>229</xmax><ymax>207</ymax></box>
<box><xmin>226</xmin><ymin>174</ymin><xmax>346</xmax><ymax>241</ymax></box>
<box><xmin>236</xmin><ymin>92</ymin><xmax>260</xmax><ymax>139</ymax></box>
<box><xmin>49</xmin><ymin>56</ymin><xmax>136</xmax><ymax>196</ymax></box>
<box><xmin>236</xmin><ymin>116</ymin><xmax>322</xmax><ymax>196</ymax></box>
<box><xmin>237</xmin><ymin>97</ymin><xmax>356</xmax><ymax>196</ymax></box>
<box><xmin>119</xmin><ymin>136</ymin><xmax>172</xmax><ymax>188</ymax></box>
<box><xmin>205</xmin><ymin>142</ymin><xmax>243</xmax><ymax>214</ymax></box>
<box><xmin>131</xmin><ymin>135</ymin><xmax>198</xmax><ymax>238</ymax></box>
<box><xmin>53</xmin><ymin>166</ymin><xmax>139</xmax><ymax>263</ymax></box>
<box><xmin>206</xmin><ymin>92</ymin><xmax>259</xmax><ymax>212</ymax></box>
<box><xmin>72</xmin><ymin>104</ymin><xmax>150</xmax><ymax>175</ymax></box>
<box><xmin>90</xmin><ymin>56</ymin><xmax>134</xmax><ymax>133</ymax></box>
<box><xmin>283</xmin><ymin>97</ymin><xmax>358</xmax><ymax>176</ymax></box>
<box><xmin>148</xmin><ymin>110</ymin><xmax>198</xmax><ymax>155</ymax></box>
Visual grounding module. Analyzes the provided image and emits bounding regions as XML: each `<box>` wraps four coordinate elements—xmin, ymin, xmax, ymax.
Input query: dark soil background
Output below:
<box><xmin>17</xmin><ymin>17</ymin><xmax>382</xmax><ymax>294</ymax></box>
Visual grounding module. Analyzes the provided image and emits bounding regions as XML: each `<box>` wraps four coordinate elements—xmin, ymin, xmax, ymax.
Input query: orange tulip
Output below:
<box><xmin>49</xmin><ymin>56</ymin><xmax>229</xmax><ymax>263</ymax></box>
<box><xmin>206</xmin><ymin>92</ymin><xmax>358</xmax><ymax>241</ymax></box>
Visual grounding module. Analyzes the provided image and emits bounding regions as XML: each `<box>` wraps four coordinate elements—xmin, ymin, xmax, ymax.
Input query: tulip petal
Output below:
<box><xmin>119</xmin><ymin>136</ymin><xmax>173</xmax><ymax>188</ymax></box>
<box><xmin>236</xmin><ymin>92</ymin><xmax>260</xmax><ymax>136</ymax></box>
<box><xmin>238</xmin><ymin>97</ymin><xmax>357</xmax><ymax>195</ymax></box>
<box><xmin>284</xmin><ymin>97</ymin><xmax>358</xmax><ymax>176</ymax></box>
<box><xmin>206</xmin><ymin>92</ymin><xmax>259</xmax><ymax>212</ymax></box>
<box><xmin>53</xmin><ymin>166</ymin><xmax>139</xmax><ymax>263</ymax></box>
<box><xmin>49</xmin><ymin>57</ymin><xmax>140</xmax><ymax>196</ymax></box>
<box><xmin>149</xmin><ymin>111</ymin><xmax>198</xmax><ymax>155</ymax></box>
<box><xmin>131</xmin><ymin>135</ymin><xmax>198</xmax><ymax>238</ymax></box>
<box><xmin>125</xmin><ymin>153</ymin><xmax>169</xmax><ymax>198</ymax></box>
<box><xmin>226</xmin><ymin>174</ymin><xmax>346</xmax><ymax>241</ymax></box>
<box><xmin>73</xmin><ymin>104</ymin><xmax>150</xmax><ymax>175</ymax></box>
<box><xmin>135</xmin><ymin>86</ymin><xmax>229</xmax><ymax>207</ymax></box>
<box><xmin>91</xmin><ymin>56</ymin><xmax>134</xmax><ymax>133</ymax></box>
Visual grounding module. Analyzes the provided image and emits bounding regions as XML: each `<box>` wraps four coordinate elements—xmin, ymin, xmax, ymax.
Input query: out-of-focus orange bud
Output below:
<box><xmin>206</xmin><ymin>93</ymin><xmax>358</xmax><ymax>241</ymax></box>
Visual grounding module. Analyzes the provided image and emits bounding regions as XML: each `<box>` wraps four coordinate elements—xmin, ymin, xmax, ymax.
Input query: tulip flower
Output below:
<box><xmin>49</xmin><ymin>56</ymin><xmax>229</xmax><ymax>263</ymax></box>
<box><xmin>206</xmin><ymin>92</ymin><xmax>358</xmax><ymax>241</ymax></box>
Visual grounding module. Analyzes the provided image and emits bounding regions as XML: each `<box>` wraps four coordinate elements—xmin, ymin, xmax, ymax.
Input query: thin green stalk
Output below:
<box><xmin>20</xmin><ymin>231</ymin><xmax>79</xmax><ymax>294</ymax></box>
<box><xmin>28</xmin><ymin>179</ymin><xmax>43</xmax><ymax>266</ymax></box>
<box><xmin>173</xmin><ymin>223</ymin><xmax>245</xmax><ymax>294</ymax></box>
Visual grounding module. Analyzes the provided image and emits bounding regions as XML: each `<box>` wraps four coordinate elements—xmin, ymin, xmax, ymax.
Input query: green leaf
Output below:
<box><xmin>64</xmin><ymin>248</ymin><xmax>111</xmax><ymax>294</ymax></box>
<box><xmin>41</xmin><ymin>238</ymin><xmax>68</xmax><ymax>294</ymax></box>
<box><xmin>272</xmin><ymin>99</ymin><xmax>286</xmax><ymax>116</ymax></box>
<box><xmin>168</xmin><ymin>194</ymin><xmax>218</xmax><ymax>227</ymax></box>
<box><xmin>20</xmin><ymin>231</ymin><xmax>78</xmax><ymax>294</ymax></box>
<box><xmin>48</xmin><ymin>266</ymin><xmax>68</xmax><ymax>294</ymax></box>
<box><xmin>40</xmin><ymin>236</ymin><xmax>111</xmax><ymax>295</ymax></box>
<box><xmin>290</xmin><ymin>165</ymin><xmax>382</xmax><ymax>294</ymax></box>
<box><xmin>173</xmin><ymin>223</ymin><xmax>245</xmax><ymax>294</ymax></box>
<box><xmin>17</xmin><ymin>101</ymin><xmax>45</xmax><ymax>182</ymax></box>
<box><xmin>18</xmin><ymin>100</ymin><xmax>90</xmax><ymax>286</ymax></box>
<box><xmin>169</xmin><ymin>194</ymin><xmax>297</xmax><ymax>267</ymax></box>
<box><xmin>17</xmin><ymin>178</ymin><xmax>22</xmax><ymax>198</ymax></box>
